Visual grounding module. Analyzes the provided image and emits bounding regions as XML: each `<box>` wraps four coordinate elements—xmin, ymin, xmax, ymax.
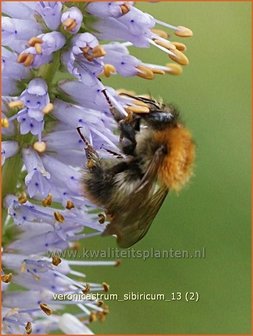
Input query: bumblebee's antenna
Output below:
<box><xmin>102</xmin><ymin>89</ymin><xmax>122</xmax><ymax>122</ymax></box>
<box><xmin>76</xmin><ymin>127</ymin><xmax>90</xmax><ymax>147</ymax></box>
<box><xmin>77</xmin><ymin>127</ymin><xmax>99</xmax><ymax>165</ymax></box>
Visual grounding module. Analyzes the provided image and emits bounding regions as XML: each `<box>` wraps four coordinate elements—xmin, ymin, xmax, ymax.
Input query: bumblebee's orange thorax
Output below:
<box><xmin>153</xmin><ymin>124</ymin><xmax>195</xmax><ymax>191</ymax></box>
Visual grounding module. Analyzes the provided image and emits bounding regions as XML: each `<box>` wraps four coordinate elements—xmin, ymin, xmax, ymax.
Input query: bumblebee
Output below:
<box><xmin>78</xmin><ymin>93</ymin><xmax>195</xmax><ymax>248</ymax></box>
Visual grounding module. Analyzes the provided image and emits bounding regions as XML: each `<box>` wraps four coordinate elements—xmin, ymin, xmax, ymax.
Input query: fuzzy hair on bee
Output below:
<box><xmin>78</xmin><ymin>92</ymin><xmax>195</xmax><ymax>248</ymax></box>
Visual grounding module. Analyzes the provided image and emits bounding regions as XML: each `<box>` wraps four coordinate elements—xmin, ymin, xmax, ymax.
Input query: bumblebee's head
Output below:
<box><xmin>142</xmin><ymin>104</ymin><xmax>180</xmax><ymax>130</ymax></box>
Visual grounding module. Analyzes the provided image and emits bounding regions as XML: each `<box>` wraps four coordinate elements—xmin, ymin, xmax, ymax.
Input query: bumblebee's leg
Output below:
<box><xmin>118</xmin><ymin>119</ymin><xmax>138</xmax><ymax>155</ymax></box>
<box><xmin>102</xmin><ymin>89</ymin><xmax>139</xmax><ymax>155</ymax></box>
<box><xmin>77</xmin><ymin>127</ymin><xmax>100</xmax><ymax>170</ymax></box>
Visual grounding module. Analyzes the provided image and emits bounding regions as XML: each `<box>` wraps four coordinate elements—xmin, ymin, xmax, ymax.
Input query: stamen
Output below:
<box><xmin>82</xmin><ymin>45</ymin><xmax>106</xmax><ymax>61</ymax></box>
<box><xmin>68</xmin><ymin>260</ymin><xmax>119</xmax><ymax>267</ymax></box>
<box><xmin>92</xmin><ymin>45</ymin><xmax>106</xmax><ymax>58</ymax></box>
<box><xmin>17</xmin><ymin>53</ymin><xmax>34</xmax><ymax>67</ymax></box>
<box><xmin>148</xmin><ymin>39</ymin><xmax>176</xmax><ymax>57</ymax></box>
<box><xmin>147</xmin><ymin>67</ymin><xmax>165</xmax><ymax>75</ymax></box>
<box><xmin>1</xmin><ymin>118</ymin><xmax>9</xmax><ymax>128</ymax></box>
<box><xmin>89</xmin><ymin>311</ymin><xmax>97</xmax><ymax>323</ymax></box>
<box><xmin>1</xmin><ymin>273</ymin><xmax>12</xmax><ymax>283</ymax></box>
<box><xmin>42</xmin><ymin>194</ymin><xmax>53</xmax><ymax>207</ymax></box>
<box><xmin>69</xmin><ymin>242</ymin><xmax>80</xmax><ymax>250</ymax></box>
<box><xmin>115</xmin><ymin>259</ymin><xmax>121</xmax><ymax>267</ymax></box>
<box><xmin>96</xmin><ymin>311</ymin><xmax>107</xmax><ymax>322</ymax></box>
<box><xmin>40</xmin><ymin>303</ymin><xmax>53</xmax><ymax>316</ymax></box>
<box><xmin>52</xmin><ymin>255</ymin><xmax>62</xmax><ymax>266</ymax></box>
<box><xmin>25</xmin><ymin>321</ymin><xmax>32</xmax><ymax>335</ymax></box>
<box><xmin>28</xmin><ymin>37</ymin><xmax>43</xmax><ymax>47</ymax></box>
<box><xmin>18</xmin><ymin>192</ymin><xmax>28</xmax><ymax>204</ymax></box>
<box><xmin>102</xmin><ymin>282</ymin><xmax>110</xmax><ymax>292</ymax></box>
<box><xmin>172</xmin><ymin>41</ymin><xmax>187</xmax><ymax>52</ymax></box>
<box><xmin>103</xmin><ymin>64</ymin><xmax>116</xmax><ymax>77</ymax></box>
<box><xmin>154</xmin><ymin>39</ymin><xmax>176</xmax><ymax>51</ymax></box>
<box><xmin>43</xmin><ymin>103</ymin><xmax>54</xmax><ymax>114</ymax></box>
<box><xmin>136</xmin><ymin>65</ymin><xmax>154</xmax><ymax>80</ymax></box>
<box><xmin>33</xmin><ymin>141</ymin><xmax>47</xmax><ymax>153</ymax></box>
<box><xmin>20</xmin><ymin>262</ymin><xmax>26</xmax><ymax>273</ymax></box>
<box><xmin>125</xmin><ymin>105</ymin><xmax>150</xmax><ymax>114</ymax></box>
<box><xmin>165</xmin><ymin>63</ymin><xmax>183</xmax><ymax>75</ymax></box>
<box><xmin>66</xmin><ymin>200</ymin><xmax>75</xmax><ymax>210</ymax></box>
<box><xmin>120</xmin><ymin>4</ymin><xmax>130</xmax><ymax>15</ymax></box>
<box><xmin>168</xmin><ymin>49</ymin><xmax>189</xmax><ymax>65</ymax></box>
<box><xmin>35</xmin><ymin>43</ymin><xmax>42</xmax><ymax>54</ymax></box>
<box><xmin>151</xmin><ymin>28</ymin><xmax>169</xmax><ymax>39</ymax></box>
<box><xmin>82</xmin><ymin>283</ymin><xmax>90</xmax><ymax>294</ymax></box>
<box><xmin>97</xmin><ymin>300</ymin><xmax>104</xmax><ymax>307</ymax></box>
<box><xmin>54</xmin><ymin>211</ymin><xmax>65</xmax><ymax>223</ymax></box>
<box><xmin>8</xmin><ymin>100</ymin><xmax>24</xmax><ymax>109</ymax></box>
<box><xmin>175</xmin><ymin>26</ymin><xmax>193</xmax><ymax>37</ymax></box>
<box><xmin>62</xmin><ymin>18</ymin><xmax>77</xmax><ymax>32</ymax></box>
<box><xmin>155</xmin><ymin>19</ymin><xmax>193</xmax><ymax>37</ymax></box>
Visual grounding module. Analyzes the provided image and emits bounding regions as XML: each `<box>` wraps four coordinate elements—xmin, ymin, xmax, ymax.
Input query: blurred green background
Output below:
<box><xmin>77</xmin><ymin>2</ymin><xmax>252</xmax><ymax>334</ymax></box>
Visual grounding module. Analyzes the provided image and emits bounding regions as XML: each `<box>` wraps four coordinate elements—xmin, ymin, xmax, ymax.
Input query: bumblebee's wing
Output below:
<box><xmin>117</xmin><ymin>187</ymin><xmax>168</xmax><ymax>247</ymax></box>
<box><xmin>102</xmin><ymin>146</ymin><xmax>168</xmax><ymax>248</ymax></box>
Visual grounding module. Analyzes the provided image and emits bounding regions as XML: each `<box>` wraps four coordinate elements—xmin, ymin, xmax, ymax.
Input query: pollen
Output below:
<box><xmin>89</xmin><ymin>311</ymin><xmax>97</xmax><ymax>323</ymax></box>
<box><xmin>175</xmin><ymin>26</ymin><xmax>193</xmax><ymax>37</ymax></box>
<box><xmin>82</xmin><ymin>45</ymin><xmax>106</xmax><ymax>61</ymax></box>
<box><xmin>151</xmin><ymin>28</ymin><xmax>169</xmax><ymax>39</ymax></box>
<box><xmin>102</xmin><ymin>282</ymin><xmax>110</xmax><ymax>292</ymax></box>
<box><xmin>20</xmin><ymin>262</ymin><xmax>27</xmax><ymax>273</ymax></box>
<box><xmin>43</xmin><ymin>103</ymin><xmax>54</xmax><ymax>114</ymax></box>
<box><xmin>165</xmin><ymin>63</ymin><xmax>183</xmax><ymax>76</ymax></box>
<box><xmin>154</xmin><ymin>39</ymin><xmax>176</xmax><ymax>51</ymax></box>
<box><xmin>52</xmin><ymin>255</ymin><xmax>62</xmax><ymax>266</ymax></box>
<box><xmin>18</xmin><ymin>192</ymin><xmax>28</xmax><ymax>204</ymax></box>
<box><xmin>168</xmin><ymin>49</ymin><xmax>189</xmax><ymax>66</ymax></box>
<box><xmin>33</xmin><ymin>141</ymin><xmax>47</xmax><ymax>153</ymax></box>
<box><xmin>25</xmin><ymin>321</ymin><xmax>32</xmax><ymax>335</ymax></box>
<box><xmin>54</xmin><ymin>211</ymin><xmax>65</xmax><ymax>223</ymax></box>
<box><xmin>62</xmin><ymin>18</ymin><xmax>77</xmax><ymax>32</ymax></box>
<box><xmin>1</xmin><ymin>118</ymin><xmax>9</xmax><ymax>128</ymax></box>
<box><xmin>136</xmin><ymin>65</ymin><xmax>154</xmax><ymax>80</ymax></box>
<box><xmin>152</xmin><ymin>68</ymin><xmax>166</xmax><ymax>75</ymax></box>
<box><xmin>69</xmin><ymin>241</ymin><xmax>80</xmax><ymax>250</ymax></box>
<box><xmin>114</xmin><ymin>259</ymin><xmax>121</xmax><ymax>267</ymax></box>
<box><xmin>42</xmin><ymin>194</ymin><xmax>53</xmax><ymax>207</ymax></box>
<box><xmin>120</xmin><ymin>4</ymin><xmax>130</xmax><ymax>15</ymax></box>
<box><xmin>1</xmin><ymin>273</ymin><xmax>12</xmax><ymax>283</ymax></box>
<box><xmin>28</xmin><ymin>37</ymin><xmax>43</xmax><ymax>46</ymax></box>
<box><xmin>27</xmin><ymin>37</ymin><xmax>42</xmax><ymax>54</ymax></box>
<box><xmin>66</xmin><ymin>200</ymin><xmax>75</xmax><ymax>210</ymax></box>
<box><xmin>82</xmin><ymin>283</ymin><xmax>90</xmax><ymax>294</ymax></box>
<box><xmin>172</xmin><ymin>42</ymin><xmax>187</xmax><ymax>52</ymax></box>
<box><xmin>8</xmin><ymin>100</ymin><xmax>24</xmax><ymax>109</ymax></box>
<box><xmin>154</xmin><ymin>126</ymin><xmax>195</xmax><ymax>191</ymax></box>
<box><xmin>103</xmin><ymin>64</ymin><xmax>116</xmax><ymax>77</ymax></box>
<box><xmin>17</xmin><ymin>53</ymin><xmax>34</xmax><ymax>67</ymax></box>
<box><xmin>40</xmin><ymin>303</ymin><xmax>53</xmax><ymax>316</ymax></box>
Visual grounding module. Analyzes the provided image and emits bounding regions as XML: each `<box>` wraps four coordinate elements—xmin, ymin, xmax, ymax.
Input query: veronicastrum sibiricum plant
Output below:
<box><xmin>1</xmin><ymin>1</ymin><xmax>192</xmax><ymax>334</ymax></box>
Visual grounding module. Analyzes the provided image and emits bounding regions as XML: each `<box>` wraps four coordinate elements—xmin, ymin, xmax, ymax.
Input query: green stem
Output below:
<box><xmin>2</xmin><ymin>153</ymin><xmax>23</xmax><ymax>201</ymax></box>
<box><xmin>37</xmin><ymin>51</ymin><xmax>60</xmax><ymax>89</ymax></box>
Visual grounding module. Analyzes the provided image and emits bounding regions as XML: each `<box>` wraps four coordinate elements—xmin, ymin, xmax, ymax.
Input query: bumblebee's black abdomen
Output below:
<box><xmin>83</xmin><ymin>160</ymin><xmax>142</xmax><ymax>207</ymax></box>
